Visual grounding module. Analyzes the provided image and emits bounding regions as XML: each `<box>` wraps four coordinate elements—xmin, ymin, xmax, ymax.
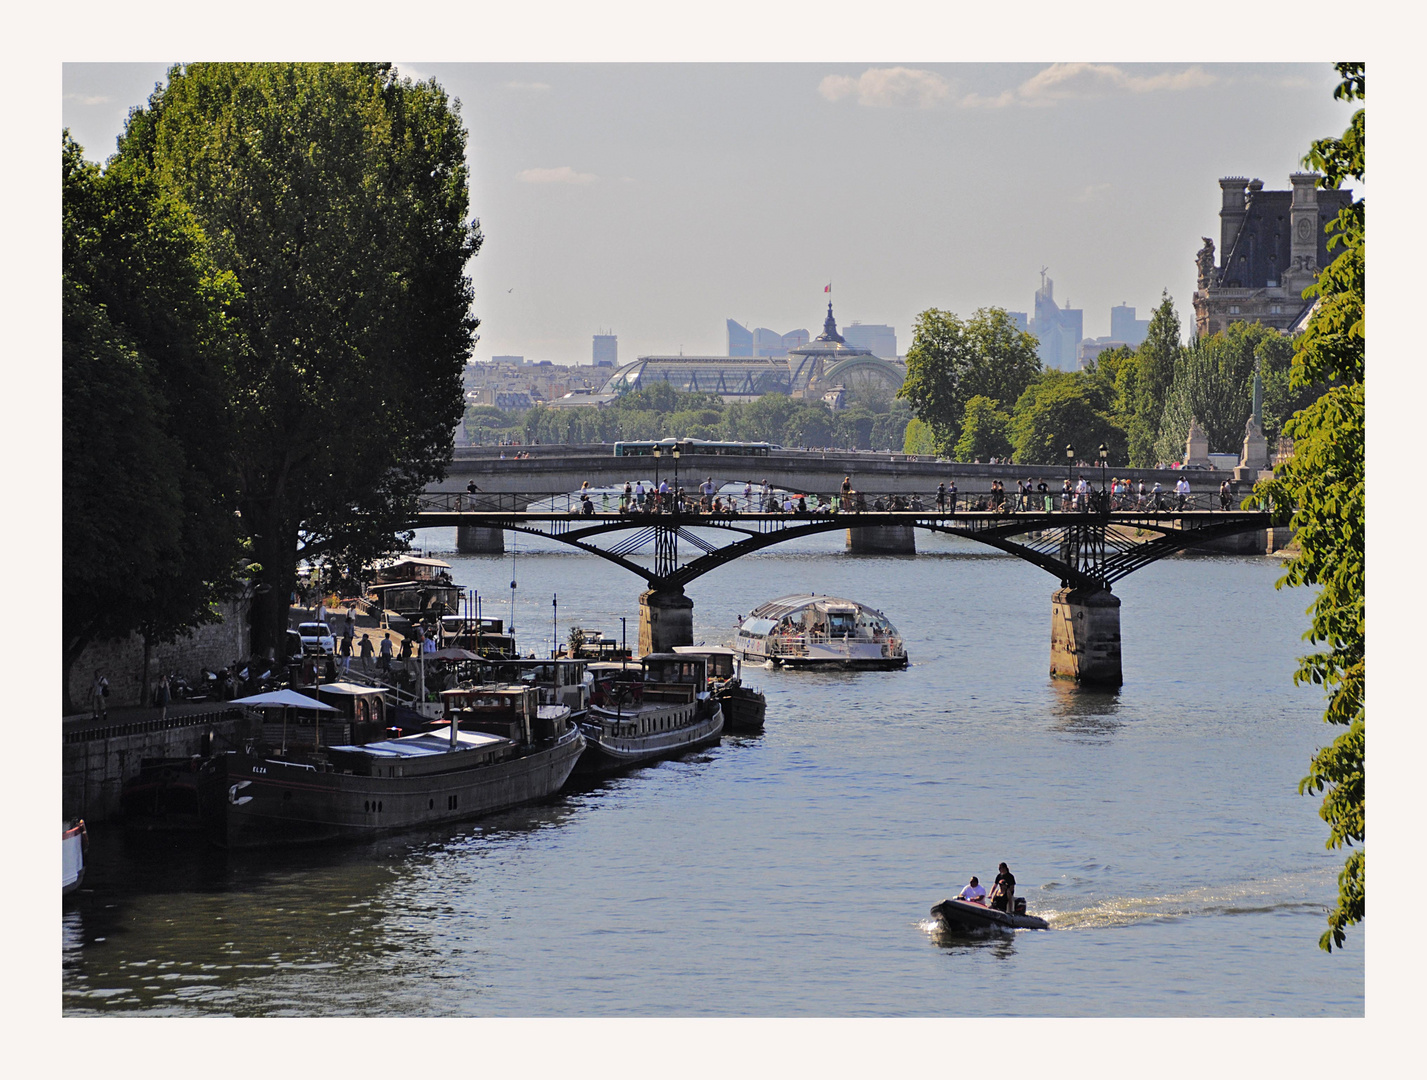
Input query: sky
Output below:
<box><xmin>61</xmin><ymin>60</ymin><xmax>1361</xmax><ymax>366</ymax></box>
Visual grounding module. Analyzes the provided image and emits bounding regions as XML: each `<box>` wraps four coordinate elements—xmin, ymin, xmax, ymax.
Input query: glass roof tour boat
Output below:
<box><xmin>735</xmin><ymin>594</ymin><xmax>908</xmax><ymax>670</ymax></box>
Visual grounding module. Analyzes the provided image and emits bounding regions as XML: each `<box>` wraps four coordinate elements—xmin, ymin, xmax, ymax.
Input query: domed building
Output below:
<box><xmin>598</xmin><ymin>301</ymin><xmax>904</xmax><ymax>406</ymax></box>
<box><xmin>788</xmin><ymin>303</ymin><xmax>905</xmax><ymax>401</ymax></box>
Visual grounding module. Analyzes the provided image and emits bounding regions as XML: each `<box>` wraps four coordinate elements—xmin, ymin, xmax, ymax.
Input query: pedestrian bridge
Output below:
<box><xmin>411</xmin><ymin>490</ymin><xmax>1278</xmax><ymax>686</ymax></box>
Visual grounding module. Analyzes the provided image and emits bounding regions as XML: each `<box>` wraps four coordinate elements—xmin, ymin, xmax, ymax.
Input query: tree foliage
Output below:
<box><xmin>953</xmin><ymin>395</ymin><xmax>1013</xmax><ymax>462</ymax></box>
<box><xmin>1154</xmin><ymin>321</ymin><xmax>1292</xmax><ymax>462</ymax></box>
<box><xmin>1009</xmin><ymin>371</ymin><xmax>1125</xmax><ymax>466</ymax></box>
<box><xmin>899</xmin><ymin>307</ymin><xmax>1042</xmax><ymax>454</ymax></box>
<box><xmin>1113</xmin><ymin>291</ymin><xmax>1183</xmax><ymax>467</ymax></box>
<box><xmin>1253</xmin><ymin>62</ymin><xmax>1365</xmax><ymax>952</ymax></box>
<box><xmin>116</xmin><ymin>63</ymin><xmax>482</xmax><ymax>655</ymax></box>
<box><xmin>62</xmin><ymin>131</ymin><xmax>247</xmax><ymax>708</ymax></box>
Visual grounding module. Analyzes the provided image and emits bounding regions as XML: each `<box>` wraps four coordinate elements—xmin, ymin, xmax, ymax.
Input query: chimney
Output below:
<box><xmin>1219</xmin><ymin>177</ymin><xmax>1249</xmax><ymax>260</ymax></box>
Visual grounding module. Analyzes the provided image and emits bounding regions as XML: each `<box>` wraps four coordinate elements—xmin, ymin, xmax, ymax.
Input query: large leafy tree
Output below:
<box><xmin>899</xmin><ymin>307</ymin><xmax>1042</xmax><ymax>454</ymax></box>
<box><xmin>1009</xmin><ymin>370</ymin><xmax>1125</xmax><ymax>466</ymax></box>
<box><xmin>63</xmin><ymin>132</ymin><xmax>247</xmax><ymax>708</ymax></box>
<box><xmin>1254</xmin><ymin>62</ymin><xmax>1365</xmax><ymax>952</ymax></box>
<box><xmin>1154</xmin><ymin>321</ymin><xmax>1289</xmax><ymax>462</ymax></box>
<box><xmin>116</xmin><ymin>63</ymin><xmax>482</xmax><ymax>656</ymax></box>
<box><xmin>953</xmin><ymin>395</ymin><xmax>1013</xmax><ymax>462</ymax></box>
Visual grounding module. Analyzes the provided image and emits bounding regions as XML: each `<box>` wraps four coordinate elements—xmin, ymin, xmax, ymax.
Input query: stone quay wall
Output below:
<box><xmin>68</xmin><ymin>597</ymin><xmax>252</xmax><ymax>712</ymax></box>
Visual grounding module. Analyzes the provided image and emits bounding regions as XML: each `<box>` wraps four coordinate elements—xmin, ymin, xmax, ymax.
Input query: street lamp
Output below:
<box><xmin>1097</xmin><ymin>443</ymin><xmax>1109</xmax><ymax>509</ymax></box>
<box><xmin>672</xmin><ymin>441</ymin><xmax>683</xmax><ymax>514</ymax></box>
<box><xmin>1065</xmin><ymin>443</ymin><xmax>1075</xmax><ymax>508</ymax></box>
<box><xmin>651</xmin><ymin>445</ymin><xmax>663</xmax><ymax>511</ymax></box>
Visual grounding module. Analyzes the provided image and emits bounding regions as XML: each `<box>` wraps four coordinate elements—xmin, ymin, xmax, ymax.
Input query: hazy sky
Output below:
<box><xmin>62</xmin><ymin>61</ymin><xmax>1359</xmax><ymax>366</ymax></box>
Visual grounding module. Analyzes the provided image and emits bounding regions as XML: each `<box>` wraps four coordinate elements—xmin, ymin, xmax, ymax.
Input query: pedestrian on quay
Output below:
<box><xmin>156</xmin><ymin>673</ymin><xmax>171</xmax><ymax>721</ymax></box>
<box><xmin>340</xmin><ymin>630</ymin><xmax>353</xmax><ymax>672</ymax></box>
<box><xmin>91</xmin><ymin>670</ymin><xmax>109</xmax><ymax>721</ymax></box>
<box><xmin>379</xmin><ymin>632</ymin><xmax>394</xmax><ymax>673</ymax></box>
<box><xmin>399</xmin><ymin>635</ymin><xmax>413</xmax><ymax>666</ymax></box>
<box><xmin>359</xmin><ymin>633</ymin><xmax>375</xmax><ymax>674</ymax></box>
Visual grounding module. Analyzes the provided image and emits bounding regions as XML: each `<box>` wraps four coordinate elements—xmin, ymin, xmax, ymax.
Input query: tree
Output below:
<box><xmin>1009</xmin><ymin>371</ymin><xmax>1125</xmax><ymax>466</ymax></box>
<box><xmin>116</xmin><ymin>64</ymin><xmax>482</xmax><ymax>656</ymax></box>
<box><xmin>62</xmin><ymin>132</ymin><xmax>247</xmax><ymax>709</ymax></box>
<box><xmin>1112</xmin><ymin>291</ymin><xmax>1183</xmax><ymax>468</ymax></box>
<box><xmin>1253</xmin><ymin>62</ymin><xmax>1365</xmax><ymax>952</ymax></box>
<box><xmin>1153</xmin><ymin>321</ymin><xmax>1277</xmax><ymax>463</ymax></box>
<box><xmin>953</xmin><ymin>395</ymin><xmax>1012</xmax><ymax>462</ymax></box>
<box><xmin>901</xmin><ymin>417</ymin><xmax>937</xmax><ymax>456</ymax></box>
<box><xmin>899</xmin><ymin>307</ymin><xmax>1042</xmax><ymax>453</ymax></box>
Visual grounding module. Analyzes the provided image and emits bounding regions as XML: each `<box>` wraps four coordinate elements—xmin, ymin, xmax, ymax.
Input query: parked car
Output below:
<box><xmin>297</xmin><ymin>621</ymin><xmax>336</xmax><ymax>654</ymax></box>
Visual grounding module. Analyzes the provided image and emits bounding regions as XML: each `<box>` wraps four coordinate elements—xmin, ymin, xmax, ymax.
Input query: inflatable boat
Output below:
<box><xmin>930</xmin><ymin>897</ymin><xmax>1050</xmax><ymax>933</ymax></box>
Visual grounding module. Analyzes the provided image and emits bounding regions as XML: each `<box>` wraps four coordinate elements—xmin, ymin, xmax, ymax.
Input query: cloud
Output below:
<box><xmin>819</xmin><ymin>67</ymin><xmax>950</xmax><ymax>108</ymax></box>
<box><xmin>961</xmin><ymin>63</ymin><xmax>1216</xmax><ymax>108</ymax></box>
<box><xmin>63</xmin><ymin>93</ymin><xmax>112</xmax><ymax>106</ymax></box>
<box><xmin>1073</xmin><ymin>183</ymin><xmax>1112</xmax><ymax>203</ymax></box>
<box><xmin>505</xmin><ymin>81</ymin><xmax>552</xmax><ymax>91</ymax></box>
<box><xmin>518</xmin><ymin>166</ymin><xmax>597</xmax><ymax>185</ymax></box>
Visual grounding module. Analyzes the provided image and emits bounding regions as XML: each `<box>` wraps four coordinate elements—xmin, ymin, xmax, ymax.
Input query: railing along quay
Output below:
<box><xmin>63</xmin><ymin>705</ymin><xmax>243</xmax><ymax>744</ymax></box>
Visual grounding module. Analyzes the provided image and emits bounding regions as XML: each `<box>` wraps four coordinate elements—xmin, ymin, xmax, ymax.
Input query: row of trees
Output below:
<box><xmin>469</xmin><ymin>381</ymin><xmax>916</xmax><ymax>453</ymax></box>
<box><xmin>63</xmin><ymin>63</ymin><xmax>479</xmax><ymax>707</ymax></box>
<box><xmin>898</xmin><ymin>301</ymin><xmax>1324</xmax><ymax>468</ymax></box>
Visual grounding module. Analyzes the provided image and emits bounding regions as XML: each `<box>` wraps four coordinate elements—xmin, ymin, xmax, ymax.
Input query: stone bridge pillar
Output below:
<box><xmin>456</xmin><ymin>525</ymin><xmax>505</xmax><ymax>555</ymax></box>
<box><xmin>844</xmin><ymin>525</ymin><xmax>916</xmax><ymax>555</ymax></box>
<box><xmin>1049</xmin><ymin>586</ymin><xmax>1122</xmax><ymax>687</ymax></box>
<box><xmin>638</xmin><ymin>586</ymin><xmax>694</xmax><ymax>656</ymax></box>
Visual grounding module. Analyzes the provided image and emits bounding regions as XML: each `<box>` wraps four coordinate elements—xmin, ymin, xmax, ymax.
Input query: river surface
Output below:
<box><xmin>62</xmin><ymin>526</ymin><xmax>1364</xmax><ymax>1016</ymax></box>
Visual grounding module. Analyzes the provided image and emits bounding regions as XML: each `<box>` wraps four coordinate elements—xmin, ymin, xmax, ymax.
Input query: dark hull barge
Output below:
<box><xmin>575</xmin><ymin>654</ymin><xmax>723</xmax><ymax>775</ymax></box>
<box><xmin>673</xmin><ymin>646</ymin><xmax>766</xmax><ymax>732</ymax></box>
<box><xmin>930</xmin><ymin>898</ymin><xmax>1050</xmax><ymax>933</ymax></box>
<box><xmin>200</xmin><ymin>686</ymin><xmax>583</xmax><ymax>848</ymax></box>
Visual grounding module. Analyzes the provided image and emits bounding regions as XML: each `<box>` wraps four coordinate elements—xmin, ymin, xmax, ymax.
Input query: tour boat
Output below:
<box><xmin>573</xmin><ymin>654</ymin><xmax>724</xmax><ymax>775</ymax></box>
<box><xmin>930</xmin><ymin>897</ymin><xmax>1050</xmax><ymax>934</ymax></box>
<box><xmin>199</xmin><ymin>685</ymin><xmax>584</xmax><ymax>848</ymax></box>
<box><xmin>62</xmin><ymin>820</ymin><xmax>87</xmax><ymax>896</ymax></box>
<box><xmin>673</xmin><ymin>645</ymin><xmax>766</xmax><ymax>732</ymax></box>
<box><xmin>735</xmin><ymin>595</ymin><xmax>908</xmax><ymax>670</ymax></box>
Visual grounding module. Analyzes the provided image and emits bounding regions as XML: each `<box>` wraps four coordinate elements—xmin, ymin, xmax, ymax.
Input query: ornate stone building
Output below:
<box><xmin>1192</xmin><ymin>174</ymin><xmax>1353</xmax><ymax>339</ymax></box>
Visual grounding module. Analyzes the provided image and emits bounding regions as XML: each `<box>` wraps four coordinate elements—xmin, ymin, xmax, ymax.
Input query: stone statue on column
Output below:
<box><xmin>1236</xmin><ymin>358</ymin><xmax>1269</xmax><ymax>477</ymax></box>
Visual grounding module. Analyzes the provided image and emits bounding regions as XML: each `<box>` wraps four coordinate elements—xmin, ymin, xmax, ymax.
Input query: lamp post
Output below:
<box><xmin>652</xmin><ymin>445</ymin><xmax>662</xmax><ymax>511</ymax></box>
<box><xmin>672</xmin><ymin>441</ymin><xmax>683</xmax><ymax>514</ymax></box>
<box><xmin>552</xmin><ymin>592</ymin><xmax>558</xmax><ymax>659</ymax></box>
<box><xmin>620</xmin><ymin>616</ymin><xmax>627</xmax><ymax>658</ymax></box>
<box><xmin>1097</xmin><ymin>443</ymin><xmax>1109</xmax><ymax>510</ymax></box>
<box><xmin>1065</xmin><ymin>443</ymin><xmax>1075</xmax><ymax>509</ymax></box>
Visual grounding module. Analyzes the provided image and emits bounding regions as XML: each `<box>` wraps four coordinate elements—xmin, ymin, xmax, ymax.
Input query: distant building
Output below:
<box><xmin>606</xmin><ymin>303</ymin><xmax>903</xmax><ymax>402</ymax></box>
<box><xmin>1192</xmin><ymin>174</ymin><xmax>1353</xmax><ymax>339</ymax></box>
<box><xmin>727</xmin><ymin>319</ymin><xmax>810</xmax><ymax>358</ymax></box>
<box><xmin>1076</xmin><ymin>339</ymin><xmax>1132</xmax><ymax>368</ymax></box>
<box><xmin>1006</xmin><ymin>311</ymin><xmax>1029</xmax><ymax>335</ymax></box>
<box><xmin>840</xmin><ymin>321</ymin><xmax>897</xmax><ymax>360</ymax></box>
<box><xmin>1029</xmin><ymin>271</ymin><xmax>1082</xmax><ymax>371</ymax></box>
<box><xmin>593</xmin><ymin>333</ymin><xmax>618</xmax><ymax>368</ymax></box>
<box><xmin>492</xmin><ymin>355</ymin><xmax>525</xmax><ymax>365</ymax></box>
<box><xmin>1110</xmin><ymin>304</ymin><xmax>1150</xmax><ymax>348</ymax></box>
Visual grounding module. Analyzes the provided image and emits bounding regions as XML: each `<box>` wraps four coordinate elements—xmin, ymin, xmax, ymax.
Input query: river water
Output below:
<box><xmin>61</xmin><ymin>526</ymin><xmax>1364</xmax><ymax>1016</ymax></box>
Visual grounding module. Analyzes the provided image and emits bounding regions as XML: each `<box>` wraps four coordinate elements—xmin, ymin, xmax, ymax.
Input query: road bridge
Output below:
<box><xmin>412</xmin><ymin>489</ymin><xmax>1276</xmax><ymax>687</ymax></box>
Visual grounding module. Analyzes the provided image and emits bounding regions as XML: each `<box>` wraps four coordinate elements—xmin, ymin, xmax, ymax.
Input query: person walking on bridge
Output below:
<box><xmin>936</xmin><ymin>481</ymin><xmax>947</xmax><ymax>512</ymax></box>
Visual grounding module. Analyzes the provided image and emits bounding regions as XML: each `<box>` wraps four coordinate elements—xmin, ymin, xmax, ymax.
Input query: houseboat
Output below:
<box><xmin>735</xmin><ymin>594</ymin><xmax>908</xmax><ymax>670</ymax></box>
<box><xmin>63</xmin><ymin>820</ymin><xmax>87</xmax><ymax>896</ymax></box>
<box><xmin>366</xmin><ymin>555</ymin><xmax>464</xmax><ymax>626</ymax></box>
<box><xmin>199</xmin><ymin>685</ymin><xmax>583</xmax><ymax>848</ymax></box>
<box><xmin>573</xmin><ymin>654</ymin><xmax>723</xmax><ymax>775</ymax></box>
<box><xmin>673</xmin><ymin>645</ymin><xmax>766</xmax><ymax>732</ymax></box>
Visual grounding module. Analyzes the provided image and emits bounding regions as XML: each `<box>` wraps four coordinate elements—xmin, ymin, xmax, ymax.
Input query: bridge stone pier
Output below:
<box><xmin>639</xmin><ymin>586</ymin><xmax>694</xmax><ymax>655</ymax></box>
<box><xmin>1048</xmin><ymin>587</ymin><xmax>1122</xmax><ymax>687</ymax></box>
<box><xmin>845</xmin><ymin>525</ymin><xmax>916</xmax><ymax>554</ymax></box>
<box><xmin>457</xmin><ymin>524</ymin><xmax>505</xmax><ymax>554</ymax></box>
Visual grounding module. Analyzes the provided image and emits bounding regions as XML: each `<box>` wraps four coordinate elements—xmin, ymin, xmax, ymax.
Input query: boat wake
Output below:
<box><xmin>1032</xmin><ymin>872</ymin><xmax>1333</xmax><ymax>931</ymax></box>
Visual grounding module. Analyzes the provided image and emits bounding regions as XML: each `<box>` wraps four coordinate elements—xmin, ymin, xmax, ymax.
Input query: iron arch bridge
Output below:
<box><xmin>413</xmin><ymin>491</ymin><xmax>1277</xmax><ymax>595</ymax></box>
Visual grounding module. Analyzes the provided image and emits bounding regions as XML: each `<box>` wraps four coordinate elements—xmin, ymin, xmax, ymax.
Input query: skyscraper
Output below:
<box><xmin>1028</xmin><ymin>271</ymin><xmax>1082</xmax><ymax>371</ymax></box>
<box><xmin>593</xmin><ymin>333</ymin><xmax>618</xmax><ymax>368</ymax></box>
<box><xmin>841</xmin><ymin>321</ymin><xmax>897</xmax><ymax>360</ymax></box>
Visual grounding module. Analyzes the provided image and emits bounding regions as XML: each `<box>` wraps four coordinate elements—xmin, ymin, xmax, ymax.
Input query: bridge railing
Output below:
<box><xmin>418</xmin><ymin>489</ymin><xmax>1272</xmax><ymax>518</ymax></box>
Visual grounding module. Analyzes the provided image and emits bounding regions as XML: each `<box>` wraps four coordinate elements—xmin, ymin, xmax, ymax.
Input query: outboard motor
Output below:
<box><xmin>1014</xmin><ymin>897</ymin><xmax>1027</xmax><ymax>915</ymax></box>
